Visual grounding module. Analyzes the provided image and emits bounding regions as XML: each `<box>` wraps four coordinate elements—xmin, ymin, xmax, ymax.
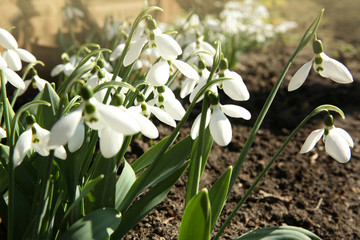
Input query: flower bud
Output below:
<box><xmin>25</xmin><ymin>114</ymin><xmax>36</xmax><ymax>125</ymax></box>
<box><xmin>156</xmin><ymin>86</ymin><xmax>165</xmax><ymax>93</ymax></box>
<box><xmin>198</xmin><ymin>59</ymin><xmax>206</xmax><ymax>70</ymax></box>
<box><xmin>137</xmin><ymin>93</ymin><xmax>145</xmax><ymax>103</ymax></box>
<box><xmin>97</xmin><ymin>59</ymin><xmax>105</xmax><ymax>69</ymax></box>
<box><xmin>147</xmin><ymin>18</ymin><xmax>157</xmax><ymax>31</ymax></box>
<box><xmin>110</xmin><ymin>94</ymin><xmax>123</xmax><ymax>106</ymax></box>
<box><xmin>81</xmin><ymin>86</ymin><xmax>94</xmax><ymax>100</ymax></box>
<box><xmin>324</xmin><ymin>114</ymin><xmax>334</xmax><ymax>127</ymax></box>
<box><xmin>219</xmin><ymin>58</ymin><xmax>228</xmax><ymax>71</ymax></box>
<box><xmin>312</xmin><ymin>39</ymin><xmax>323</xmax><ymax>54</ymax></box>
<box><xmin>207</xmin><ymin>92</ymin><xmax>219</xmax><ymax>105</ymax></box>
<box><xmin>97</xmin><ymin>69</ymin><xmax>106</xmax><ymax>79</ymax></box>
<box><xmin>61</xmin><ymin>52</ymin><xmax>70</xmax><ymax>62</ymax></box>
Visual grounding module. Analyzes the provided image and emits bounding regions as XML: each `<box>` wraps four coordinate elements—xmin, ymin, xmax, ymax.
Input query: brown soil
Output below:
<box><xmin>124</xmin><ymin>43</ymin><xmax>360</xmax><ymax>239</ymax></box>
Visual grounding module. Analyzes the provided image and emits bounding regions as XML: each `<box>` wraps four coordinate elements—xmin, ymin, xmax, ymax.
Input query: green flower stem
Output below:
<box><xmin>228</xmin><ymin>9</ymin><xmax>324</xmax><ymax>194</ymax></box>
<box><xmin>31</xmin><ymin>152</ymin><xmax>55</xmax><ymax>240</ymax></box>
<box><xmin>185</xmin><ymin>95</ymin><xmax>210</xmax><ymax>206</ymax></box>
<box><xmin>1</xmin><ymin>69</ymin><xmax>14</xmax><ymax>240</ymax></box>
<box><xmin>213</xmin><ymin>104</ymin><xmax>341</xmax><ymax>240</ymax></box>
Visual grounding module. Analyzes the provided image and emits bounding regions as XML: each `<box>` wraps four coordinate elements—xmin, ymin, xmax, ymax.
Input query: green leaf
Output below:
<box><xmin>178</xmin><ymin>189</ymin><xmax>211</xmax><ymax>240</ymax></box>
<box><xmin>87</xmin><ymin>156</ymin><xmax>116</xmax><ymax>210</ymax></box>
<box><xmin>36</xmin><ymin>83</ymin><xmax>60</xmax><ymax>129</ymax></box>
<box><xmin>208</xmin><ymin>166</ymin><xmax>232</xmax><ymax>230</ymax></box>
<box><xmin>115</xmin><ymin>160</ymin><xmax>136</xmax><ymax>210</ymax></box>
<box><xmin>59</xmin><ymin>208</ymin><xmax>122</xmax><ymax>240</ymax></box>
<box><xmin>63</xmin><ymin>174</ymin><xmax>105</xmax><ymax>221</ymax></box>
<box><xmin>131</xmin><ymin>136</ymin><xmax>170</xmax><ymax>173</ymax></box>
<box><xmin>111</xmin><ymin>162</ymin><xmax>188</xmax><ymax>239</ymax></box>
<box><xmin>233</xmin><ymin>226</ymin><xmax>322</xmax><ymax>240</ymax></box>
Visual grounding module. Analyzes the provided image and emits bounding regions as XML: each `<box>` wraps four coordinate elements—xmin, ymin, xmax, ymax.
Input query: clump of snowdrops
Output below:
<box><xmin>0</xmin><ymin>5</ymin><xmax>354</xmax><ymax>240</ymax></box>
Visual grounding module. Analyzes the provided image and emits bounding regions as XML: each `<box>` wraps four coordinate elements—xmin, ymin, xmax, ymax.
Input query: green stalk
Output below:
<box><xmin>185</xmin><ymin>95</ymin><xmax>209</xmax><ymax>205</ymax></box>
<box><xmin>228</xmin><ymin>9</ymin><xmax>324</xmax><ymax>192</ymax></box>
<box><xmin>1</xmin><ymin>69</ymin><xmax>14</xmax><ymax>240</ymax></box>
<box><xmin>213</xmin><ymin>104</ymin><xmax>342</xmax><ymax>240</ymax></box>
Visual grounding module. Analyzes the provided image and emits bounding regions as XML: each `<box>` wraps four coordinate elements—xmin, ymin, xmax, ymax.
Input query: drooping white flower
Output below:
<box><xmin>0</xmin><ymin>28</ymin><xmax>36</xmax><ymax>71</ymax></box>
<box><xmin>300</xmin><ymin>115</ymin><xmax>354</xmax><ymax>163</ymax></box>
<box><xmin>49</xmin><ymin>86</ymin><xmax>140</xmax><ymax>157</ymax></box>
<box><xmin>288</xmin><ymin>38</ymin><xmax>353</xmax><ymax>91</ymax></box>
<box><xmin>18</xmin><ymin>75</ymin><xmax>49</xmax><ymax>96</ymax></box>
<box><xmin>183</xmin><ymin>37</ymin><xmax>216</xmax><ymax>67</ymax></box>
<box><xmin>13</xmin><ymin>116</ymin><xmax>66</xmax><ymax>167</ymax></box>
<box><xmin>191</xmin><ymin>93</ymin><xmax>251</xmax><ymax>146</ymax></box>
<box><xmin>123</xmin><ymin>18</ymin><xmax>182</xmax><ymax>66</ymax></box>
<box><xmin>145</xmin><ymin>58</ymin><xmax>199</xmax><ymax>87</ymax></box>
<box><xmin>0</xmin><ymin>55</ymin><xmax>25</xmax><ymax>89</ymax></box>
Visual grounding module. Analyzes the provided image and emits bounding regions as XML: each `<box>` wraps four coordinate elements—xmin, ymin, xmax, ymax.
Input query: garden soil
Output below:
<box><xmin>124</xmin><ymin>43</ymin><xmax>360</xmax><ymax>240</ymax></box>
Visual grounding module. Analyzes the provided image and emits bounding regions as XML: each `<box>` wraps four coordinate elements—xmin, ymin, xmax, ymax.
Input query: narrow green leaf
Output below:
<box><xmin>209</xmin><ymin>166</ymin><xmax>232</xmax><ymax>230</ymax></box>
<box><xmin>115</xmin><ymin>160</ymin><xmax>136</xmax><ymax>210</ymax></box>
<box><xmin>59</xmin><ymin>208</ymin><xmax>122</xmax><ymax>240</ymax></box>
<box><xmin>131</xmin><ymin>136</ymin><xmax>170</xmax><ymax>173</ymax></box>
<box><xmin>63</xmin><ymin>174</ymin><xmax>105</xmax><ymax>221</ymax></box>
<box><xmin>178</xmin><ymin>189</ymin><xmax>211</xmax><ymax>240</ymax></box>
<box><xmin>233</xmin><ymin>226</ymin><xmax>322</xmax><ymax>240</ymax></box>
<box><xmin>36</xmin><ymin>83</ymin><xmax>60</xmax><ymax>129</ymax></box>
<box><xmin>111</xmin><ymin>162</ymin><xmax>188</xmax><ymax>239</ymax></box>
<box><xmin>87</xmin><ymin>156</ymin><xmax>116</xmax><ymax>210</ymax></box>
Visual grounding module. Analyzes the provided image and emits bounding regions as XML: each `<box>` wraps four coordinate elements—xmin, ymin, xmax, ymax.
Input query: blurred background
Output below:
<box><xmin>0</xmin><ymin>0</ymin><xmax>359</xmax><ymax>72</ymax></box>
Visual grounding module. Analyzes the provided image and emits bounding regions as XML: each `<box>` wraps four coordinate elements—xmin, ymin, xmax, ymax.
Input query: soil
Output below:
<box><xmin>124</xmin><ymin>42</ymin><xmax>360</xmax><ymax>240</ymax></box>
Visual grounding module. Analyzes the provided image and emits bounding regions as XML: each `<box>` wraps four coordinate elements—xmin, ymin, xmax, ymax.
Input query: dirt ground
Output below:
<box><xmin>124</xmin><ymin>41</ymin><xmax>360</xmax><ymax>240</ymax></box>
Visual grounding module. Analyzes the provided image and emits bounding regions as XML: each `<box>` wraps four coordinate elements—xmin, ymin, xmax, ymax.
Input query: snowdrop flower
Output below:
<box><xmin>189</xmin><ymin>58</ymin><xmax>249</xmax><ymax>103</ymax></box>
<box><xmin>183</xmin><ymin>37</ymin><xmax>216</xmax><ymax>67</ymax></box>
<box><xmin>0</xmin><ymin>28</ymin><xmax>36</xmax><ymax>71</ymax></box>
<box><xmin>182</xmin><ymin>61</ymin><xmax>209</xmax><ymax>99</ymax></box>
<box><xmin>13</xmin><ymin>115</ymin><xmax>66</xmax><ymax>167</ymax></box>
<box><xmin>18</xmin><ymin>75</ymin><xmax>49</xmax><ymax>96</ymax></box>
<box><xmin>0</xmin><ymin>55</ymin><xmax>25</xmax><ymax>89</ymax></box>
<box><xmin>49</xmin><ymin>86</ymin><xmax>140</xmax><ymax>157</ymax></box>
<box><xmin>300</xmin><ymin>114</ymin><xmax>354</xmax><ymax>163</ymax></box>
<box><xmin>191</xmin><ymin>92</ymin><xmax>251</xmax><ymax>146</ymax></box>
<box><xmin>131</xmin><ymin>93</ymin><xmax>176</xmax><ymax>128</ymax></box>
<box><xmin>51</xmin><ymin>54</ymin><xmax>97</xmax><ymax>78</ymax></box>
<box><xmin>147</xmin><ymin>85</ymin><xmax>186</xmax><ymax>121</ymax></box>
<box><xmin>123</xmin><ymin>17</ymin><xmax>182</xmax><ymax>66</ymax></box>
<box><xmin>145</xmin><ymin>58</ymin><xmax>199</xmax><ymax>87</ymax></box>
<box><xmin>63</xmin><ymin>4</ymin><xmax>84</xmax><ymax>21</ymax></box>
<box><xmin>288</xmin><ymin>37</ymin><xmax>353</xmax><ymax>91</ymax></box>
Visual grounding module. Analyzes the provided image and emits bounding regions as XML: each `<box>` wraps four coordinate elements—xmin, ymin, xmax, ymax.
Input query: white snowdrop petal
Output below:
<box><xmin>13</xmin><ymin>129</ymin><xmax>32</xmax><ymax>166</ymax></box>
<box><xmin>325</xmin><ymin>130</ymin><xmax>351</xmax><ymax>163</ymax></box>
<box><xmin>3</xmin><ymin>68</ymin><xmax>25</xmax><ymax>89</ymax></box>
<box><xmin>33</xmin><ymin>76</ymin><xmax>47</xmax><ymax>91</ymax></box>
<box><xmin>110</xmin><ymin>43</ymin><xmax>125</xmax><ymax>61</ymax></box>
<box><xmin>15</xmin><ymin>48</ymin><xmax>36</xmax><ymax>62</ymax></box>
<box><xmin>0</xmin><ymin>28</ymin><xmax>18</xmax><ymax>49</ymax></box>
<box><xmin>300</xmin><ymin>128</ymin><xmax>324</xmax><ymax>154</ymax></box>
<box><xmin>32</xmin><ymin>142</ymin><xmax>50</xmax><ymax>157</ymax></box>
<box><xmin>163</xmin><ymin>98</ymin><xmax>185</xmax><ymax>121</ymax></box>
<box><xmin>183</xmin><ymin>42</ymin><xmax>196</xmax><ymax>59</ymax></box>
<box><xmin>123</xmin><ymin>37</ymin><xmax>147</xmax><ymax>67</ymax></box>
<box><xmin>17</xmin><ymin>80</ymin><xmax>31</xmax><ymax>96</ymax></box>
<box><xmin>51</xmin><ymin>64</ymin><xmax>65</xmax><ymax>77</ymax></box>
<box><xmin>180</xmin><ymin>78</ymin><xmax>197</xmax><ymax>98</ymax></box>
<box><xmin>3</xmin><ymin>49</ymin><xmax>22</xmax><ymax>71</ymax></box>
<box><xmin>49</xmin><ymin>108</ymin><xmax>83</xmax><ymax>147</ymax></box>
<box><xmin>189</xmin><ymin>79</ymin><xmax>206</xmax><ymax>103</ymax></box>
<box><xmin>222</xmin><ymin>71</ymin><xmax>250</xmax><ymax>101</ymax></box>
<box><xmin>288</xmin><ymin>59</ymin><xmax>313</xmax><ymax>91</ymax></box>
<box><xmin>0</xmin><ymin>127</ymin><xmax>6</xmax><ymax>138</ymax></box>
<box><xmin>155</xmin><ymin>34</ymin><xmax>182</xmax><ymax>60</ymax></box>
<box><xmin>210</xmin><ymin>107</ymin><xmax>232</xmax><ymax>146</ymax></box>
<box><xmin>63</xmin><ymin>63</ymin><xmax>75</xmax><ymax>76</ymax></box>
<box><xmin>221</xmin><ymin>104</ymin><xmax>251</xmax><ymax>120</ymax></box>
<box><xmin>145</xmin><ymin>61</ymin><xmax>170</xmax><ymax>86</ymax></box>
<box><xmin>319</xmin><ymin>53</ymin><xmax>353</xmax><ymax>84</ymax></box>
<box><xmin>334</xmin><ymin>127</ymin><xmax>354</xmax><ymax>148</ymax></box>
<box><xmin>68</xmin><ymin>121</ymin><xmax>85</xmax><ymax>152</ymax></box>
<box><xmin>148</xmin><ymin>105</ymin><xmax>176</xmax><ymax>127</ymax></box>
<box><xmin>128</xmin><ymin>111</ymin><xmax>158</xmax><ymax>139</ymax></box>
<box><xmin>190</xmin><ymin>109</ymin><xmax>211</xmax><ymax>140</ymax></box>
<box><xmin>99</xmin><ymin>127</ymin><xmax>124</xmax><ymax>158</ymax></box>
<box><xmin>54</xmin><ymin>146</ymin><xmax>67</xmax><ymax>160</ymax></box>
<box><xmin>91</xmin><ymin>99</ymin><xmax>140</xmax><ymax>135</ymax></box>
<box><xmin>0</xmin><ymin>55</ymin><xmax>7</xmax><ymax>69</ymax></box>
<box><xmin>172</xmin><ymin>60</ymin><xmax>199</xmax><ymax>81</ymax></box>
<box><xmin>200</xmin><ymin>41</ymin><xmax>216</xmax><ymax>55</ymax></box>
